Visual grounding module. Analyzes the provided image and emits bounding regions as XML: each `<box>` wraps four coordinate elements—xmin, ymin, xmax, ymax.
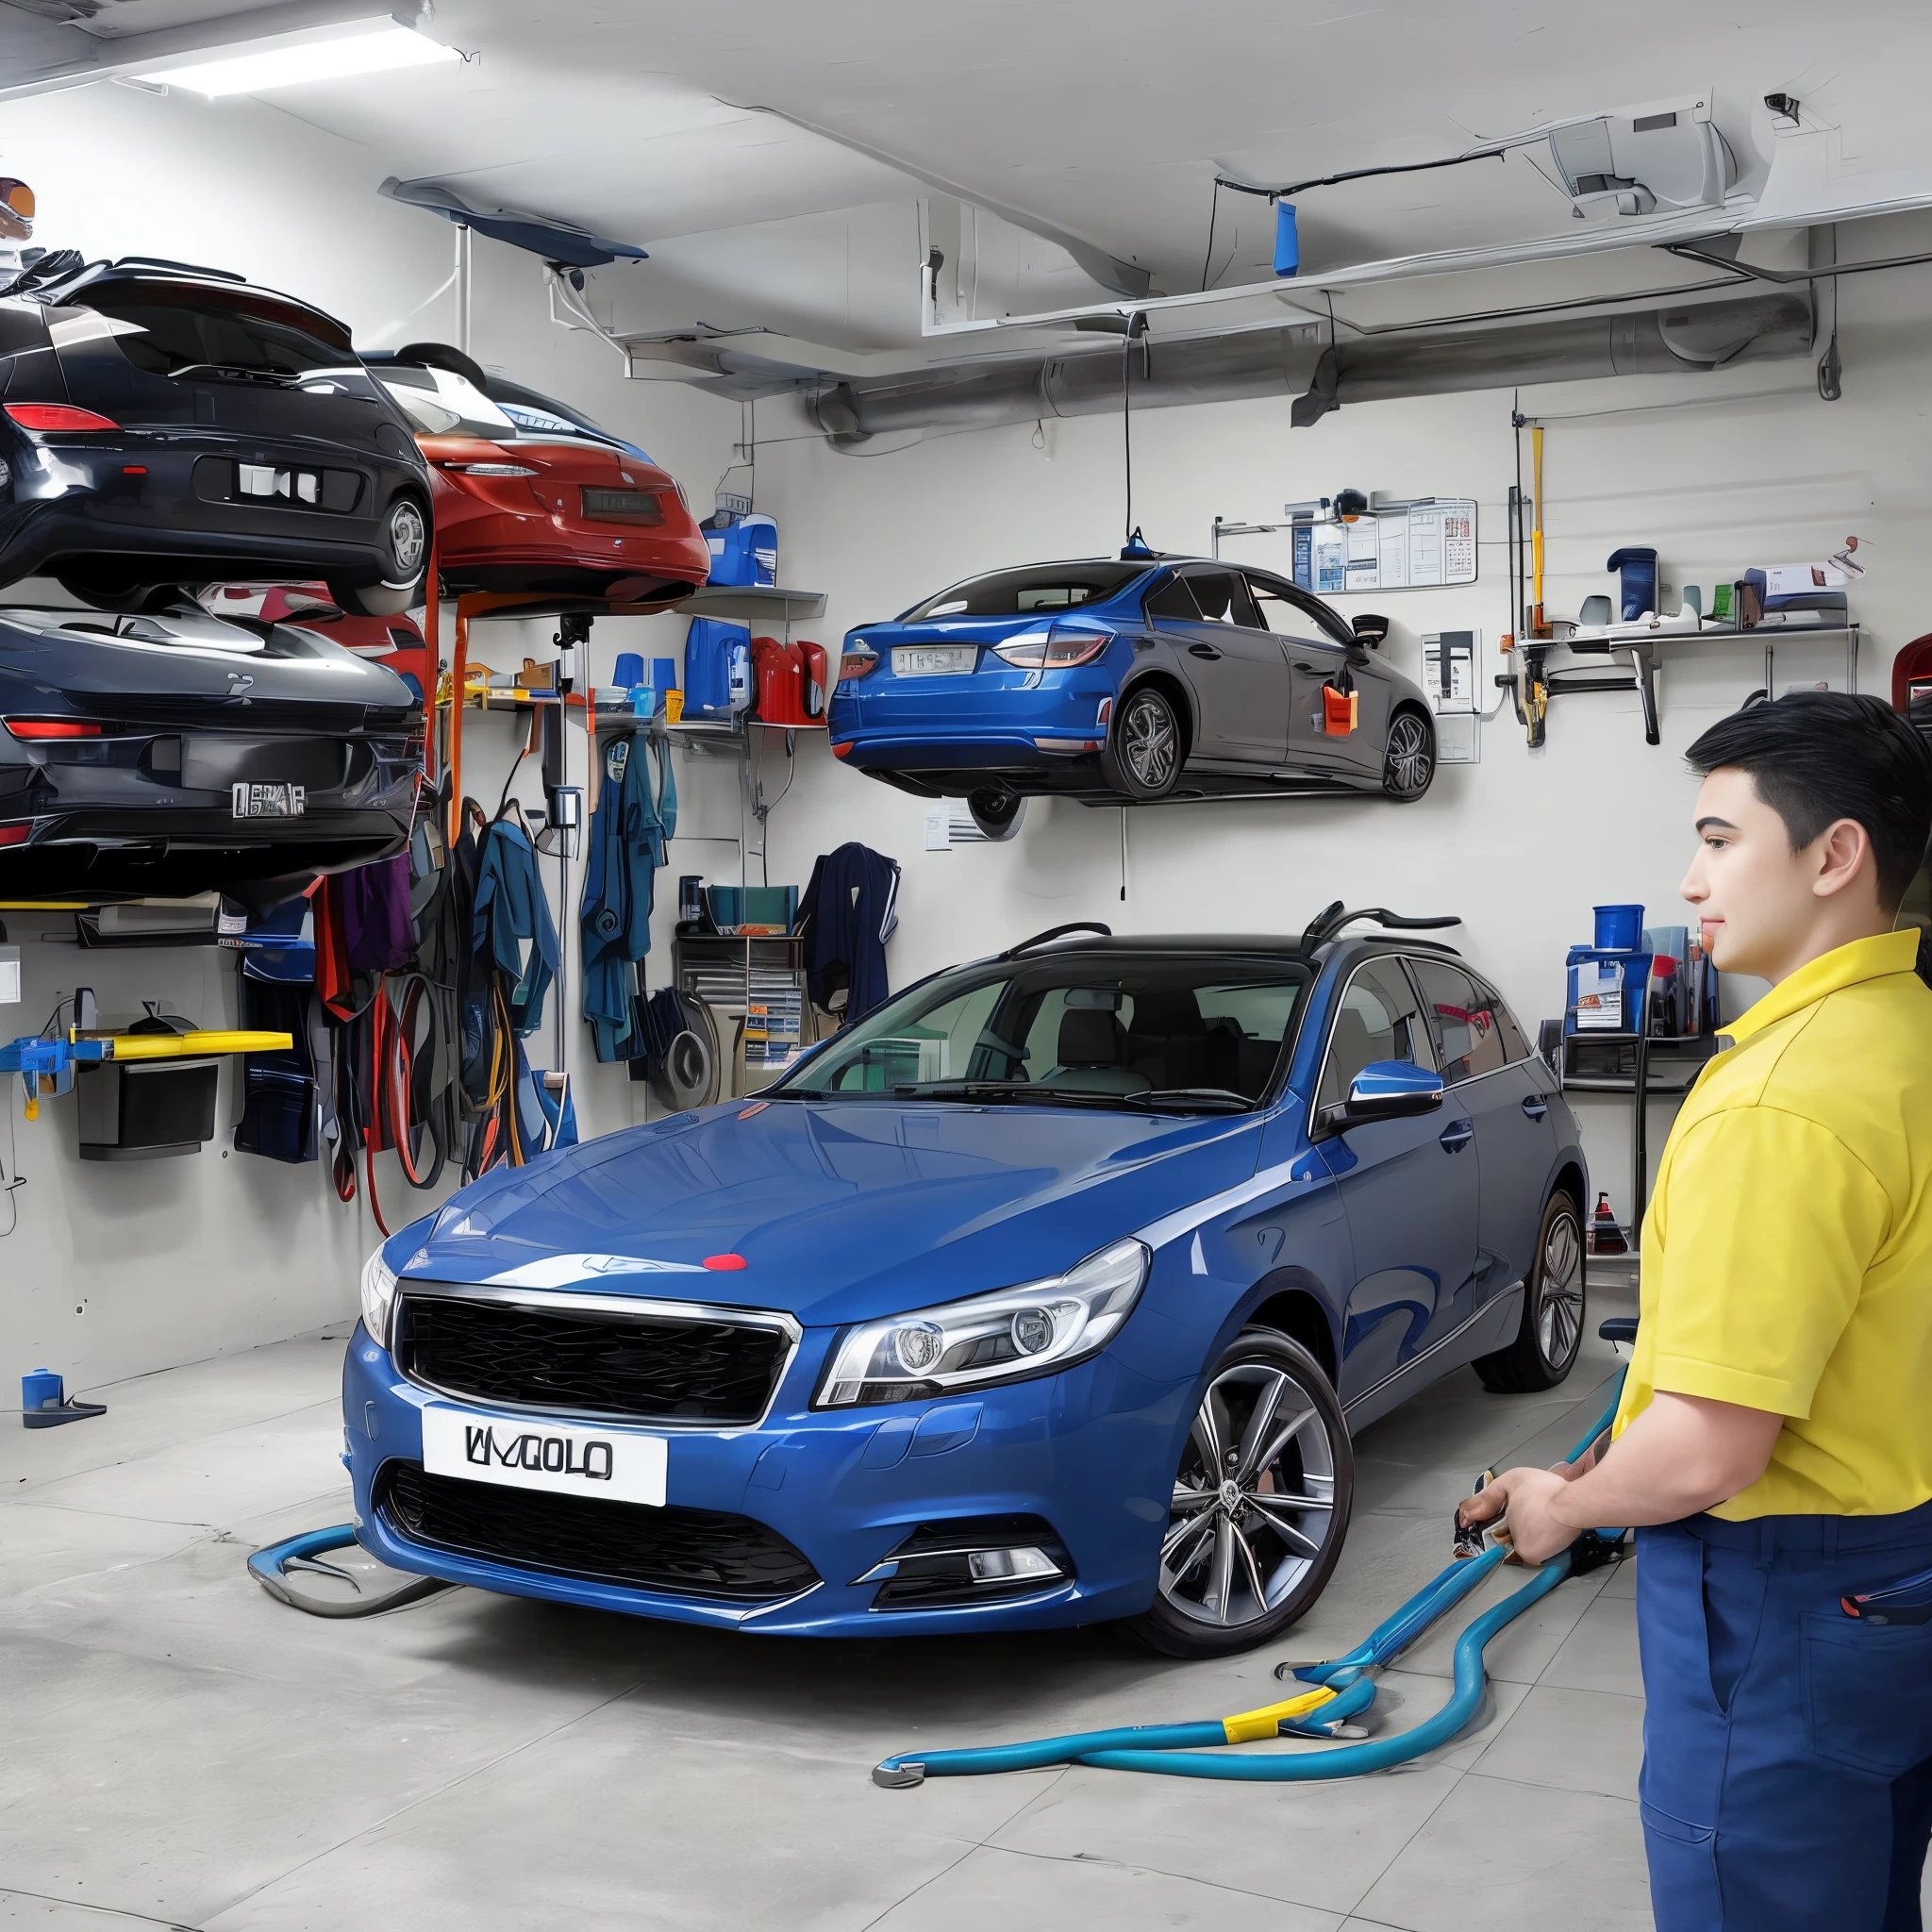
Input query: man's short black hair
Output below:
<box><xmin>1687</xmin><ymin>691</ymin><xmax>1932</xmax><ymax>908</ymax></box>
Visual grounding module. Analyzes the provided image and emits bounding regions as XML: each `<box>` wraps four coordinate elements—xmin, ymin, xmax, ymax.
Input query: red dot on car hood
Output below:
<box><xmin>703</xmin><ymin>1254</ymin><xmax>748</xmax><ymax>1271</ymax></box>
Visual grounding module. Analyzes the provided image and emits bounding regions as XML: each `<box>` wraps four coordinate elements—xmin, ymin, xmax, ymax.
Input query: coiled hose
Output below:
<box><xmin>873</xmin><ymin>1377</ymin><xmax>1624</xmax><ymax>1789</ymax></box>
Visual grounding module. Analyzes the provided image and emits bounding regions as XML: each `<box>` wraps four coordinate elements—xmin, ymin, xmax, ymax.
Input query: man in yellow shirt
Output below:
<box><xmin>1461</xmin><ymin>691</ymin><xmax>1932</xmax><ymax>1930</ymax></box>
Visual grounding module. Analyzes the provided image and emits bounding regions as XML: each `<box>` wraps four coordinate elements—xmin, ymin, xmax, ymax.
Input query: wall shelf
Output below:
<box><xmin>682</xmin><ymin>585</ymin><xmax>827</xmax><ymax>624</ymax></box>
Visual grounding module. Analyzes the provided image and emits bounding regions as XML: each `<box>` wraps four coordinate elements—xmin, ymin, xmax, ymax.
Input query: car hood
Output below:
<box><xmin>400</xmin><ymin>1098</ymin><xmax>1265</xmax><ymax>1326</ymax></box>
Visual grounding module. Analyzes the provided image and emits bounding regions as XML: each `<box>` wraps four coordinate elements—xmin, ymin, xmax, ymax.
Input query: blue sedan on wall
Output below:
<box><xmin>345</xmin><ymin>913</ymin><xmax>1587</xmax><ymax>1657</ymax></box>
<box><xmin>828</xmin><ymin>555</ymin><xmax>1439</xmax><ymax>837</ymax></box>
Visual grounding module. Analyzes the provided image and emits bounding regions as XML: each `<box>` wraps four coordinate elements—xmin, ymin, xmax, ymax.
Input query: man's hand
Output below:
<box><xmin>1456</xmin><ymin>1467</ymin><xmax>1582</xmax><ymax>1564</ymax></box>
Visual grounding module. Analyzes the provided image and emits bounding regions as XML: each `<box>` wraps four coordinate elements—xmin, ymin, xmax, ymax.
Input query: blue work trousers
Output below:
<box><xmin>1638</xmin><ymin>1498</ymin><xmax>1932</xmax><ymax>1930</ymax></box>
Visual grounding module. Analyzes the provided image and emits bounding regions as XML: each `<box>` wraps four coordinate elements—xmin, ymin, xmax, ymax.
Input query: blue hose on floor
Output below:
<box><xmin>872</xmin><ymin>1374</ymin><xmax>1626</xmax><ymax>1789</ymax></box>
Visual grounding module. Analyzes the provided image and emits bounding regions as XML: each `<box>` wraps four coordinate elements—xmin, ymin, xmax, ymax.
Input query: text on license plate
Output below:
<box><xmin>892</xmin><ymin>646</ymin><xmax>976</xmax><ymax>676</ymax></box>
<box><xmin>232</xmin><ymin>782</ymin><xmax>306</xmax><ymax>819</ymax></box>
<box><xmin>420</xmin><ymin>1406</ymin><xmax>667</xmax><ymax>1507</ymax></box>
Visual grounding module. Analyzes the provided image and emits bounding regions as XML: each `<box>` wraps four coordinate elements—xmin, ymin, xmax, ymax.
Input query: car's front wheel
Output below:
<box><xmin>1124</xmin><ymin>1328</ymin><xmax>1353</xmax><ymax>1658</ymax></box>
<box><xmin>1473</xmin><ymin>1191</ymin><xmax>1585</xmax><ymax>1392</ymax></box>
<box><xmin>1101</xmin><ymin>683</ymin><xmax>1183</xmax><ymax>802</ymax></box>
<box><xmin>329</xmin><ymin>494</ymin><xmax>429</xmax><ymax>618</ymax></box>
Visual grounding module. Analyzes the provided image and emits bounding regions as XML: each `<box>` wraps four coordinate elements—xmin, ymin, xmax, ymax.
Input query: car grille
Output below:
<box><xmin>376</xmin><ymin>1461</ymin><xmax>819</xmax><ymax>1603</ymax></box>
<box><xmin>394</xmin><ymin>1291</ymin><xmax>792</xmax><ymax>1426</ymax></box>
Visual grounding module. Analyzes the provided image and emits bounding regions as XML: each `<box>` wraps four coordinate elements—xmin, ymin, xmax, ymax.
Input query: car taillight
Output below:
<box><xmin>838</xmin><ymin>648</ymin><xmax>880</xmax><ymax>681</ymax></box>
<box><xmin>4</xmin><ymin>404</ymin><xmax>121</xmax><ymax>433</ymax></box>
<box><xmin>992</xmin><ymin>625</ymin><xmax>1114</xmax><ymax>670</ymax></box>
<box><xmin>4</xmin><ymin>719</ymin><xmax>101</xmax><ymax>740</ymax></box>
<box><xmin>0</xmin><ymin>824</ymin><xmax>26</xmax><ymax>845</ymax></box>
<box><xmin>441</xmin><ymin>461</ymin><xmax>539</xmax><ymax>476</ymax></box>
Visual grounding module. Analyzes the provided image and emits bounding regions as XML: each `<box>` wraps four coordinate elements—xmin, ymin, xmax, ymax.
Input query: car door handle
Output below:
<box><xmin>1521</xmin><ymin>1095</ymin><xmax>1550</xmax><ymax>1121</ymax></box>
<box><xmin>1187</xmin><ymin>643</ymin><xmax>1221</xmax><ymax>660</ymax></box>
<box><xmin>1439</xmin><ymin>1119</ymin><xmax>1474</xmax><ymax>1152</ymax></box>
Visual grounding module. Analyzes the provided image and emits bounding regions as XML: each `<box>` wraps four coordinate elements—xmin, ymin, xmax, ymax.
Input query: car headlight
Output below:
<box><xmin>814</xmin><ymin>1238</ymin><xmax>1149</xmax><ymax>1408</ymax></box>
<box><xmin>359</xmin><ymin>1244</ymin><xmax>399</xmax><ymax>1348</ymax></box>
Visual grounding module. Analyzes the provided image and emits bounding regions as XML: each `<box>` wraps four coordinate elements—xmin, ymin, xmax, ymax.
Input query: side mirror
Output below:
<box><xmin>1314</xmin><ymin>1058</ymin><xmax>1444</xmax><ymax>1135</ymax></box>
<box><xmin>1352</xmin><ymin>613</ymin><xmax>1390</xmax><ymax>650</ymax></box>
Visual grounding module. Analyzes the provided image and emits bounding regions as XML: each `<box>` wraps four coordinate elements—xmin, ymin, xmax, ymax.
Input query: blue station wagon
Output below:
<box><xmin>346</xmin><ymin>912</ymin><xmax>1587</xmax><ymax>1657</ymax></box>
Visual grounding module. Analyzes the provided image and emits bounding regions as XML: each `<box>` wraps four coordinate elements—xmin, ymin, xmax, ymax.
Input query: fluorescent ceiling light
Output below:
<box><xmin>135</xmin><ymin>19</ymin><xmax>458</xmax><ymax>98</ymax></box>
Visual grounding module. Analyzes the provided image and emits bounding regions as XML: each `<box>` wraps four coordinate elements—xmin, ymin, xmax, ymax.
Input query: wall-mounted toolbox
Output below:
<box><xmin>75</xmin><ymin>1005</ymin><xmax>220</xmax><ymax>1160</ymax></box>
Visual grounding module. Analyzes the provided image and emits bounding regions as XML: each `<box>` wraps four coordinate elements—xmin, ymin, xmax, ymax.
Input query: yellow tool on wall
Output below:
<box><xmin>4</xmin><ymin>1028</ymin><xmax>292</xmax><ymax>1119</ymax></box>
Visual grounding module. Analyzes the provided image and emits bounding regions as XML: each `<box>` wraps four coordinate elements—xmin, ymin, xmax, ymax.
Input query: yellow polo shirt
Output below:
<box><xmin>1612</xmin><ymin>928</ymin><xmax>1932</xmax><ymax>1520</ymax></box>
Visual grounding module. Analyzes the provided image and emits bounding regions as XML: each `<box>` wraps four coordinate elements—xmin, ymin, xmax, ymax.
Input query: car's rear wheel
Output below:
<box><xmin>966</xmin><ymin>787</ymin><xmax>1025</xmax><ymax>841</ymax></box>
<box><xmin>1382</xmin><ymin>706</ymin><xmax>1435</xmax><ymax>801</ymax></box>
<box><xmin>1101</xmin><ymin>683</ymin><xmax>1183</xmax><ymax>802</ymax></box>
<box><xmin>1124</xmin><ymin>1329</ymin><xmax>1352</xmax><ymax>1658</ymax></box>
<box><xmin>1474</xmin><ymin>1191</ymin><xmax>1585</xmax><ymax>1393</ymax></box>
<box><xmin>329</xmin><ymin>494</ymin><xmax>429</xmax><ymax>618</ymax></box>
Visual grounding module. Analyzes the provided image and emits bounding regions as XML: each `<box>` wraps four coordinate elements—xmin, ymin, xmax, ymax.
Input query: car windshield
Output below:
<box><xmin>774</xmin><ymin>953</ymin><xmax>1310</xmax><ymax>1110</ymax></box>
<box><xmin>901</xmin><ymin>561</ymin><xmax>1150</xmax><ymax>621</ymax></box>
<box><xmin>378</xmin><ymin>368</ymin><xmax>520</xmax><ymax>440</ymax></box>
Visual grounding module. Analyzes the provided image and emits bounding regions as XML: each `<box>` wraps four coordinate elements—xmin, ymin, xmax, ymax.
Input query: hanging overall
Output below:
<box><xmin>579</xmin><ymin>730</ymin><xmax>675</xmax><ymax>1063</ymax></box>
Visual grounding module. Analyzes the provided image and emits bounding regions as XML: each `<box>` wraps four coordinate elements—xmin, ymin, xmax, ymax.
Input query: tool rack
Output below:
<box><xmin>1501</xmin><ymin>621</ymin><xmax>1860</xmax><ymax>747</ymax></box>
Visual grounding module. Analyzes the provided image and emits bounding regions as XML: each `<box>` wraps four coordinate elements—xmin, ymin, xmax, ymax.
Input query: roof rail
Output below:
<box><xmin>998</xmin><ymin>921</ymin><xmax>1112</xmax><ymax>959</ymax></box>
<box><xmin>1300</xmin><ymin>902</ymin><xmax>1461</xmax><ymax>949</ymax></box>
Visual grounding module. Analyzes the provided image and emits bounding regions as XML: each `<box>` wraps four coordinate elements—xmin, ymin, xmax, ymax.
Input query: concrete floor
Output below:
<box><xmin>4</xmin><ymin>1309</ymin><xmax>1657</xmax><ymax>1931</ymax></box>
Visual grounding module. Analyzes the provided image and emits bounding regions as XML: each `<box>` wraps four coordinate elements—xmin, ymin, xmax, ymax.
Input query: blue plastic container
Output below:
<box><xmin>1606</xmin><ymin>548</ymin><xmax>1658</xmax><ymax>623</ymax></box>
<box><xmin>1593</xmin><ymin>904</ymin><xmax>1645</xmax><ymax>952</ymax></box>
<box><xmin>705</xmin><ymin>513</ymin><xmax>778</xmax><ymax>589</ymax></box>
<box><xmin>684</xmin><ymin>618</ymin><xmax>754</xmax><ymax>719</ymax></box>
<box><xmin>22</xmin><ymin>1368</ymin><xmax>61</xmax><ymax>1414</ymax></box>
<box><xmin>1566</xmin><ymin>947</ymin><xmax>1653</xmax><ymax>1037</ymax></box>
<box><xmin>1274</xmin><ymin>202</ymin><xmax>1300</xmax><ymax>278</ymax></box>
<box><xmin>612</xmin><ymin>651</ymin><xmax>643</xmax><ymax>689</ymax></box>
<box><xmin>651</xmin><ymin>655</ymin><xmax>678</xmax><ymax>692</ymax></box>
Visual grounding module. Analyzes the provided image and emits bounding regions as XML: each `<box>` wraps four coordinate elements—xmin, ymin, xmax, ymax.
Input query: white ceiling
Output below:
<box><xmin>9</xmin><ymin>0</ymin><xmax>1932</xmax><ymax>357</ymax></box>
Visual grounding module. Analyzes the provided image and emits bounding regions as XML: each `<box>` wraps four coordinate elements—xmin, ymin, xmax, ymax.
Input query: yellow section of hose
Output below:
<box><xmin>1220</xmin><ymin>1685</ymin><xmax>1338</xmax><ymax>1744</ymax></box>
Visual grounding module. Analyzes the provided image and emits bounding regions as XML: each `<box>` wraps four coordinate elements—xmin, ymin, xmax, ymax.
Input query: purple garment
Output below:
<box><xmin>341</xmin><ymin>855</ymin><xmax>415</xmax><ymax>973</ymax></box>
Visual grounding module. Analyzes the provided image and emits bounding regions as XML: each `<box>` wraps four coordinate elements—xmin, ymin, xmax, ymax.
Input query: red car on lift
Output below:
<box><xmin>364</xmin><ymin>346</ymin><xmax>709</xmax><ymax>611</ymax></box>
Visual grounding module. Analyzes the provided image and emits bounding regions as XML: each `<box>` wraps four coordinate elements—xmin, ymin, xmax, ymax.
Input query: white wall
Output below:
<box><xmin>5</xmin><ymin>75</ymin><xmax>1927</xmax><ymax>1391</ymax></box>
<box><xmin>745</xmin><ymin>225</ymin><xmax>1932</xmax><ymax>1227</ymax></box>
<box><xmin>0</xmin><ymin>84</ymin><xmax>743</xmax><ymax>1393</ymax></box>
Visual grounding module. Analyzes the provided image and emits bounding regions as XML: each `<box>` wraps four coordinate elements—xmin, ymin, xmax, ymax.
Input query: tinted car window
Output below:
<box><xmin>1473</xmin><ymin>974</ymin><xmax>1533</xmax><ymax>1062</ymax></box>
<box><xmin>1316</xmin><ymin>958</ymin><xmax>1437</xmax><ymax>1113</ymax></box>
<box><xmin>903</xmin><ymin>562</ymin><xmax>1149</xmax><ymax>621</ymax></box>
<box><xmin>1144</xmin><ymin>574</ymin><xmax>1200</xmax><ymax>622</ymax></box>
<box><xmin>1247</xmin><ymin>572</ymin><xmax>1353</xmax><ymax>647</ymax></box>
<box><xmin>1410</xmin><ymin>958</ymin><xmax>1511</xmax><ymax>1083</ymax></box>
<box><xmin>1185</xmin><ymin>569</ymin><xmax>1262</xmax><ymax>629</ymax></box>
<box><xmin>72</xmin><ymin>284</ymin><xmax>348</xmax><ymax>377</ymax></box>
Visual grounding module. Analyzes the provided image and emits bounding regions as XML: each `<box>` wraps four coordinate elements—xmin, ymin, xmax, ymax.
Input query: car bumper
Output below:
<box><xmin>0</xmin><ymin>435</ymin><xmax>426</xmax><ymax>588</ymax></box>
<box><xmin>829</xmin><ymin>673</ymin><xmax>1117</xmax><ymax>774</ymax></box>
<box><xmin>341</xmin><ymin>1325</ymin><xmax>1190</xmax><ymax>1637</ymax></box>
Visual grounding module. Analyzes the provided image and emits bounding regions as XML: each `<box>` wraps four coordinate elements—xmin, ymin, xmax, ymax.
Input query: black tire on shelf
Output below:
<box><xmin>1101</xmin><ymin>682</ymin><xmax>1184</xmax><ymax>803</ymax></box>
<box><xmin>1382</xmin><ymin>705</ymin><xmax>1436</xmax><ymax>802</ymax></box>
<box><xmin>328</xmin><ymin>493</ymin><xmax>430</xmax><ymax>618</ymax></box>
<box><xmin>966</xmin><ymin>788</ymin><xmax>1026</xmax><ymax>841</ymax></box>
<box><xmin>1474</xmin><ymin>1191</ymin><xmax>1586</xmax><ymax>1393</ymax></box>
<box><xmin>1122</xmin><ymin>1327</ymin><xmax>1353</xmax><ymax>1659</ymax></box>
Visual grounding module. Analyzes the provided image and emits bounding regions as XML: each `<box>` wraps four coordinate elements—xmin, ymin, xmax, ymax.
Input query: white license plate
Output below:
<box><xmin>892</xmin><ymin>645</ymin><xmax>976</xmax><ymax>676</ymax></box>
<box><xmin>237</xmin><ymin>462</ymin><xmax>322</xmax><ymax>505</ymax></box>
<box><xmin>231</xmin><ymin>782</ymin><xmax>306</xmax><ymax>819</ymax></box>
<box><xmin>421</xmin><ymin>1406</ymin><xmax>668</xmax><ymax>1507</ymax></box>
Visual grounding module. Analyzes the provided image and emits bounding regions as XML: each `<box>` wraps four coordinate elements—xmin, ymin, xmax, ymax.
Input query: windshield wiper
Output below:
<box><xmin>1120</xmin><ymin>1089</ymin><xmax>1255</xmax><ymax>1113</ymax></box>
<box><xmin>891</xmin><ymin>1080</ymin><xmax>1122</xmax><ymax>1108</ymax></box>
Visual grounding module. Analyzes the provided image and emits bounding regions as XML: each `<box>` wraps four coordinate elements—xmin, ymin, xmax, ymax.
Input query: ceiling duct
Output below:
<box><xmin>810</xmin><ymin>293</ymin><xmax>1811</xmax><ymax>443</ymax></box>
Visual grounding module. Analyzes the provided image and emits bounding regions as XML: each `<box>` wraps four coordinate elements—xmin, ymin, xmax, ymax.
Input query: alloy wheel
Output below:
<box><xmin>387</xmin><ymin>497</ymin><xmax>429</xmax><ymax>582</ymax></box>
<box><xmin>1158</xmin><ymin>1359</ymin><xmax>1339</xmax><ymax>1631</ymax></box>
<box><xmin>1120</xmin><ymin>691</ymin><xmax>1177</xmax><ymax>791</ymax></box>
<box><xmin>1383</xmin><ymin>710</ymin><xmax>1434</xmax><ymax>799</ymax></box>
<box><xmin>1536</xmin><ymin>1203</ymin><xmax>1584</xmax><ymax>1369</ymax></box>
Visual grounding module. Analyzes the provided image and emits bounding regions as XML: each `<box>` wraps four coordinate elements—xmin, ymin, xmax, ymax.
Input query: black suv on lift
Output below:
<box><xmin>0</xmin><ymin>254</ymin><xmax>432</xmax><ymax>615</ymax></box>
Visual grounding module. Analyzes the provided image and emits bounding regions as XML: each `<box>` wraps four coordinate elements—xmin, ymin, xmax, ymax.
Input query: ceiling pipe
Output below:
<box><xmin>809</xmin><ymin>291</ymin><xmax>1812</xmax><ymax>445</ymax></box>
